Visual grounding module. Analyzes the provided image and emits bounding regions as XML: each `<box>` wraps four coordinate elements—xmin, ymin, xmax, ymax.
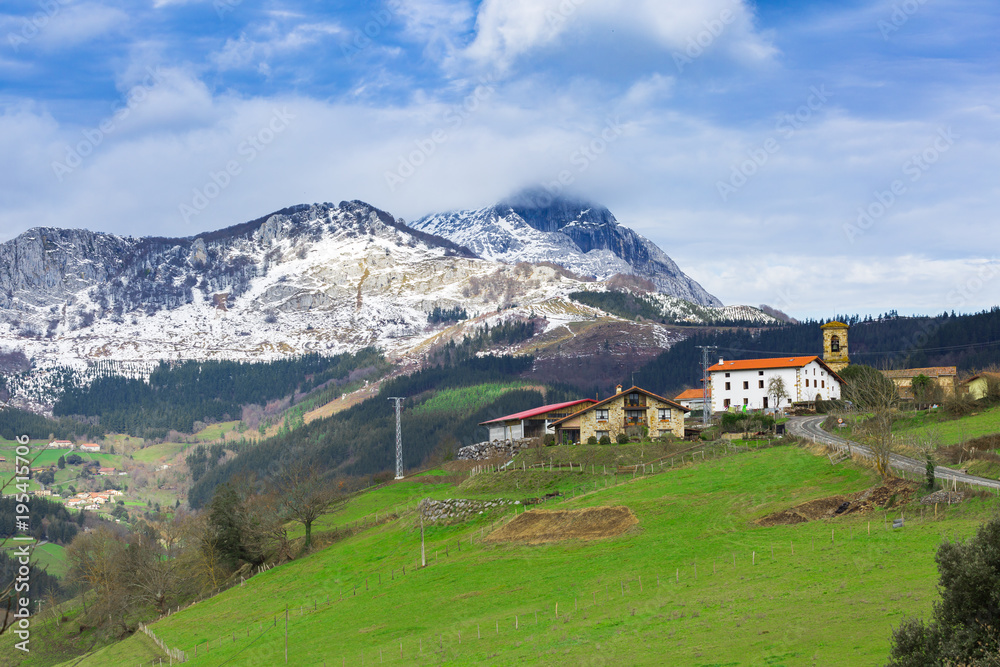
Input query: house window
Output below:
<box><xmin>596</xmin><ymin>409</ymin><xmax>609</xmax><ymax>421</ymax></box>
<box><xmin>821</xmin><ymin>380</ymin><xmax>825</xmax><ymax>388</ymax></box>
<box><xmin>596</xmin><ymin>430</ymin><xmax>609</xmax><ymax>440</ymax></box>
<box><xmin>723</xmin><ymin>399</ymin><xmax>731</xmax><ymax>408</ymax></box>
<box><xmin>743</xmin><ymin>398</ymin><xmax>749</xmax><ymax>406</ymax></box>
<box><xmin>725</xmin><ymin>382</ymin><xmax>731</xmax><ymax>390</ymax></box>
<box><xmin>758</xmin><ymin>380</ymin><xmax>764</xmax><ymax>389</ymax></box>
<box><xmin>758</xmin><ymin>371</ymin><xmax>764</xmax><ymax>376</ymax></box>
<box><xmin>788</xmin><ymin>398</ymin><xmax>793</xmax><ymax>404</ymax></box>
<box><xmin>725</xmin><ymin>372</ymin><xmax>730</xmax><ymax>377</ymax></box>
<box><xmin>805</xmin><ymin>379</ymin><xmax>809</xmax><ymax>387</ymax></box>
<box><xmin>624</xmin><ymin>410</ymin><xmax>645</xmax><ymax>425</ymax></box>
<box><xmin>657</xmin><ymin>408</ymin><xmax>671</xmax><ymax>421</ymax></box>
<box><xmin>743</xmin><ymin>381</ymin><xmax>749</xmax><ymax>390</ymax></box>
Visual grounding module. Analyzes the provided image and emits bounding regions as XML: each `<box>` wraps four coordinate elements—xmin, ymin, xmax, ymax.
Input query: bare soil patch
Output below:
<box><xmin>485</xmin><ymin>506</ymin><xmax>638</xmax><ymax>545</ymax></box>
<box><xmin>756</xmin><ymin>478</ymin><xmax>917</xmax><ymax>526</ymax></box>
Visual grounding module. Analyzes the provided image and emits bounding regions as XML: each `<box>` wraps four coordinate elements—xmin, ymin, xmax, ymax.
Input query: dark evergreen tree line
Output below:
<box><xmin>52</xmin><ymin>348</ymin><xmax>385</xmax><ymax>436</ymax></box>
<box><xmin>0</xmin><ymin>407</ymin><xmax>105</xmax><ymax>441</ymax></box>
<box><xmin>427</xmin><ymin>306</ymin><xmax>468</xmax><ymax>324</ymax></box>
<box><xmin>0</xmin><ymin>496</ymin><xmax>79</xmax><ymax>545</ymax></box>
<box><xmin>187</xmin><ymin>355</ymin><xmax>545</xmax><ymax>508</ymax></box>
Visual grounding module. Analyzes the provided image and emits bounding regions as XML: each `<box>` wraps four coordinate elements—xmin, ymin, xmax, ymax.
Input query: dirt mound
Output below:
<box><xmin>757</xmin><ymin>478</ymin><xmax>918</xmax><ymax>526</ymax></box>
<box><xmin>485</xmin><ymin>506</ymin><xmax>638</xmax><ymax>545</ymax></box>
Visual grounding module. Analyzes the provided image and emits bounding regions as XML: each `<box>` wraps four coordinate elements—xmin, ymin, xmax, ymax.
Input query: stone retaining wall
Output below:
<box><xmin>456</xmin><ymin>438</ymin><xmax>535</xmax><ymax>461</ymax></box>
<box><xmin>419</xmin><ymin>498</ymin><xmax>517</xmax><ymax>523</ymax></box>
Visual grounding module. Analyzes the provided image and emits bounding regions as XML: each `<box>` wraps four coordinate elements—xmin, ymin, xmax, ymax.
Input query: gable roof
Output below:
<box><xmin>961</xmin><ymin>372</ymin><xmax>1000</xmax><ymax>385</ymax></box>
<box><xmin>708</xmin><ymin>356</ymin><xmax>845</xmax><ymax>384</ymax></box>
<box><xmin>674</xmin><ymin>388</ymin><xmax>710</xmax><ymax>401</ymax></box>
<box><xmin>881</xmin><ymin>366</ymin><xmax>957</xmax><ymax>379</ymax></box>
<box><xmin>479</xmin><ymin>399</ymin><xmax>597</xmax><ymax>426</ymax></box>
<box><xmin>550</xmin><ymin>386</ymin><xmax>689</xmax><ymax>427</ymax></box>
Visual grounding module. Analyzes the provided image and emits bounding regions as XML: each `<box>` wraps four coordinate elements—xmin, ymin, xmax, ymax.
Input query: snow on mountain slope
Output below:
<box><xmin>409</xmin><ymin>191</ymin><xmax>721</xmax><ymax>307</ymax></box>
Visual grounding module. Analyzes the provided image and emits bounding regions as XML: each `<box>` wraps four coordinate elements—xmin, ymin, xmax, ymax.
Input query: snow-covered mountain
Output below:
<box><xmin>0</xmin><ymin>198</ymin><xmax>776</xmax><ymax>410</ymax></box>
<box><xmin>410</xmin><ymin>190</ymin><xmax>721</xmax><ymax>307</ymax></box>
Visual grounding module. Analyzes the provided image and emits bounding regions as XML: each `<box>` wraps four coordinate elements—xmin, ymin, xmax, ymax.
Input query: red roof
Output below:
<box><xmin>709</xmin><ymin>356</ymin><xmax>845</xmax><ymax>384</ymax></box>
<box><xmin>674</xmin><ymin>388</ymin><xmax>709</xmax><ymax>401</ymax></box>
<box><xmin>479</xmin><ymin>399</ymin><xmax>597</xmax><ymax>425</ymax></box>
<box><xmin>708</xmin><ymin>356</ymin><xmax>819</xmax><ymax>372</ymax></box>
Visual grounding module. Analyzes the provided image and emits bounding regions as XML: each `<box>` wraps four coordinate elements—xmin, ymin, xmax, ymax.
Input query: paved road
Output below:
<box><xmin>788</xmin><ymin>416</ymin><xmax>1000</xmax><ymax>492</ymax></box>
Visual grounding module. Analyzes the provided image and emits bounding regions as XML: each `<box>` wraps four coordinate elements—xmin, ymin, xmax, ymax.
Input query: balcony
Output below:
<box><xmin>623</xmin><ymin>418</ymin><xmax>647</xmax><ymax>427</ymax></box>
<box><xmin>623</xmin><ymin>398</ymin><xmax>646</xmax><ymax>408</ymax></box>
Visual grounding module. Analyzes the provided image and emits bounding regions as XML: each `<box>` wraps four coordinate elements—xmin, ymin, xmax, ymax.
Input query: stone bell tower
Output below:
<box><xmin>821</xmin><ymin>321</ymin><xmax>849</xmax><ymax>372</ymax></box>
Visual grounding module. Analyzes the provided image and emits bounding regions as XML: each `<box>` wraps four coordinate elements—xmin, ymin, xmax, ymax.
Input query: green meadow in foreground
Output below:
<box><xmin>12</xmin><ymin>443</ymin><xmax>1000</xmax><ymax>667</ymax></box>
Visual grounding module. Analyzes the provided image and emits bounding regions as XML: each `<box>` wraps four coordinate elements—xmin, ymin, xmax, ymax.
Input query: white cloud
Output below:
<box><xmin>461</xmin><ymin>0</ymin><xmax>777</xmax><ymax>73</ymax></box>
<box><xmin>210</xmin><ymin>21</ymin><xmax>345</xmax><ymax>71</ymax></box>
<box><xmin>33</xmin><ymin>3</ymin><xmax>128</xmax><ymax>51</ymax></box>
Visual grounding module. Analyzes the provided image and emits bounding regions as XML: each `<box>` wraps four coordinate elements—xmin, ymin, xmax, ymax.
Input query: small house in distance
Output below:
<box><xmin>674</xmin><ymin>388</ymin><xmax>710</xmax><ymax>414</ymax></box>
<box><xmin>79</xmin><ymin>443</ymin><xmax>100</xmax><ymax>453</ymax></box>
<box><xmin>960</xmin><ymin>372</ymin><xmax>1000</xmax><ymax>400</ymax></box>
<box><xmin>48</xmin><ymin>440</ymin><xmax>74</xmax><ymax>449</ymax></box>
<box><xmin>549</xmin><ymin>386</ymin><xmax>688</xmax><ymax>444</ymax></box>
<box><xmin>479</xmin><ymin>399</ymin><xmax>598</xmax><ymax>441</ymax></box>
<box><xmin>880</xmin><ymin>367</ymin><xmax>956</xmax><ymax>400</ymax></box>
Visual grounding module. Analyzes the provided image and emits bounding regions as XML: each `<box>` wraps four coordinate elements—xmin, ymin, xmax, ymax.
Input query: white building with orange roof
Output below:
<box><xmin>673</xmin><ymin>387</ymin><xmax>710</xmax><ymax>413</ymax></box>
<box><xmin>708</xmin><ymin>356</ymin><xmax>843</xmax><ymax>413</ymax></box>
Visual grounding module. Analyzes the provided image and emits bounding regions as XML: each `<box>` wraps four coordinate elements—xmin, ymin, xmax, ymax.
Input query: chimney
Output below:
<box><xmin>615</xmin><ymin>384</ymin><xmax>622</xmax><ymax>394</ymax></box>
<box><xmin>719</xmin><ymin>357</ymin><xmax>724</xmax><ymax>366</ymax></box>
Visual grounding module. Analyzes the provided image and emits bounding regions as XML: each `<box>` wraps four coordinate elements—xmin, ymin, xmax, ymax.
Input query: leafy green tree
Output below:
<box><xmin>888</xmin><ymin>513</ymin><xmax>1000</xmax><ymax>666</ymax></box>
<box><xmin>57</xmin><ymin>455</ymin><xmax>65</xmax><ymax>469</ymax></box>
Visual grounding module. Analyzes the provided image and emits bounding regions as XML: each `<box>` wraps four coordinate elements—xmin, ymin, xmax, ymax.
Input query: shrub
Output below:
<box><xmin>943</xmin><ymin>393</ymin><xmax>977</xmax><ymax>417</ymax></box>
<box><xmin>543</xmin><ymin>434</ymin><xmax>555</xmax><ymax>446</ymax></box>
<box><xmin>616</xmin><ymin>433</ymin><xmax>629</xmax><ymax>444</ymax></box>
<box><xmin>586</xmin><ymin>435</ymin><xmax>598</xmax><ymax>445</ymax></box>
<box><xmin>888</xmin><ymin>513</ymin><xmax>1000</xmax><ymax>665</ymax></box>
<box><xmin>598</xmin><ymin>435</ymin><xmax>612</xmax><ymax>445</ymax></box>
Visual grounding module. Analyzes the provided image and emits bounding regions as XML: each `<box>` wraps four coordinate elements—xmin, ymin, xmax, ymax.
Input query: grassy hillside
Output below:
<box><xmin>17</xmin><ymin>442</ymin><xmax>1000</xmax><ymax>666</ymax></box>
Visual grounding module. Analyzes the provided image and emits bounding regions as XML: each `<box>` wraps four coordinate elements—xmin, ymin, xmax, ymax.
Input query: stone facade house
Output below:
<box><xmin>880</xmin><ymin>367</ymin><xmax>956</xmax><ymax>400</ymax></box>
<box><xmin>549</xmin><ymin>386</ymin><xmax>688</xmax><ymax>443</ymax></box>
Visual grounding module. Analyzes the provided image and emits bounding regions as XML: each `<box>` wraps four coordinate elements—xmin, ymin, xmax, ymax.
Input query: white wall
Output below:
<box><xmin>710</xmin><ymin>361</ymin><xmax>841</xmax><ymax>412</ymax></box>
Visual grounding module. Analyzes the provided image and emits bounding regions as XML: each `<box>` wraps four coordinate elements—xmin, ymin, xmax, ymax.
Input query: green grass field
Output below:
<box><xmin>130</xmin><ymin>441</ymin><xmax>192</xmax><ymax>464</ymax></box>
<box><xmin>21</xmin><ymin>443</ymin><xmax>999</xmax><ymax>667</ymax></box>
<box><xmin>31</xmin><ymin>543</ymin><xmax>68</xmax><ymax>579</ymax></box>
<box><xmin>408</xmin><ymin>382</ymin><xmax>534</xmax><ymax>416</ymax></box>
<box><xmin>898</xmin><ymin>404</ymin><xmax>1000</xmax><ymax>447</ymax></box>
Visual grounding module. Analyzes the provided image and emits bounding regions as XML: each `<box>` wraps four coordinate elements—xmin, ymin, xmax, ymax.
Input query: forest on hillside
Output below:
<box><xmin>186</xmin><ymin>355</ymin><xmax>580</xmax><ymax>508</ymax></box>
<box><xmin>633</xmin><ymin>308</ymin><xmax>1000</xmax><ymax>397</ymax></box>
<box><xmin>51</xmin><ymin>348</ymin><xmax>388</xmax><ymax>438</ymax></box>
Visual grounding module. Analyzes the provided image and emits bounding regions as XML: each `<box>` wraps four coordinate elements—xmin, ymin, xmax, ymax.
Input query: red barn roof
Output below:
<box><xmin>479</xmin><ymin>399</ymin><xmax>598</xmax><ymax>425</ymax></box>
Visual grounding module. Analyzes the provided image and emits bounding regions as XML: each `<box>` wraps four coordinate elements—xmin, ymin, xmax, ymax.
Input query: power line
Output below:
<box><xmin>710</xmin><ymin>338</ymin><xmax>1000</xmax><ymax>358</ymax></box>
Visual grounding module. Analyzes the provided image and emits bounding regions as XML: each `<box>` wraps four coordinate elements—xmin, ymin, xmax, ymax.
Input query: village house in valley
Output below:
<box><xmin>708</xmin><ymin>356</ymin><xmax>844</xmax><ymax>411</ymax></box>
<box><xmin>674</xmin><ymin>387</ymin><xmax>710</xmax><ymax>414</ymax></box>
<box><xmin>960</xmin><ymin>372</ymin><xmax>1000</xmax><ymax>400</ymax></box>
<box><xmin>549</xmin><ymin>385</ymin><xmax>688</xmax><ymax>443</ymax></box>
<box><xmin>479</xmin><ymin>399</ymin><xmax>597</xmax><ymax>441</ymax></box>
<box><xmin>880</xmin><ymin>367</ymin><xmax>957</xmax><ymax>399</ymax></box>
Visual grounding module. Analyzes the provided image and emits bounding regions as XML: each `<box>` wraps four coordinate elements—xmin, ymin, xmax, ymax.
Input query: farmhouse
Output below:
<box><xmin>960</xmin><ymin>372</ymin><xmax>1000</xmax><ymax>400</ymax></box>
<box><xmin>98</xmin><ymin>467</ymin><xmax>116</xmax><ymax>476</ymax></box>
<box><xmin>708</xmin><ymin>356</ymin><xmax>844</xmax><ymax>412</ymax></box>
<box><xmin>674</xmin><ymin>387</ymin><xmax>710</xmax><ymax>414</ymax></box>
<box><xmin>79</xmin><ymin>443</ymin><xmax>100</xmax><ymax>453</ymax></box>
<box><xmin>880</xmin><ymin>367</ymin><xmax>956</xmax><ymax>399</ymax></box>
<box><xmin>479</xmin><ymin>399</ymin><xmax>597</xmax><ymax>441</ymax></box>
<box><xmin>549</xmin><ymin>385</ymin><xmax>688</xmax><ymax>444</ymax></box>
<box><xmin>48</xmin><ymin>440</ymin><xmax>73</xmax><ymax>449</ymax></box>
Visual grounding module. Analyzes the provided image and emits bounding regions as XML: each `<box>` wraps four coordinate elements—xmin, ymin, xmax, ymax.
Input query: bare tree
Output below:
<box><xmin>843</xmin><ymin>366</ymin><xmax>900</xmax><ymax>479</ymax></box>
<box><xmin>273</xmin><ymin>462</ymin><xmax>344</xmax><ymax>551</ymax></box>
<box><xmin>767</xmin><ymin>376</ymin><xmax>789</xmax><ymax>414</ymax></box>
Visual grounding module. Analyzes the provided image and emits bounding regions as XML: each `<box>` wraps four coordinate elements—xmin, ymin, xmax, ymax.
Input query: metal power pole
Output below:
<box><xmin>388</xmin><ymin>397</ymin><xmax>404</xmax><ymax>479</ymax></box>
<box><xmin>696</xmin><ymin>346</ymin><xmax>717</xmax><ymax>426</ymax></box>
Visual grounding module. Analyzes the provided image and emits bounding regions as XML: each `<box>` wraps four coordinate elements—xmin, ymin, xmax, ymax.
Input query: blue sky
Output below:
<box><xmin>0</xmin><ymin>0</ymin><xmax>998</xmax><ymax>319</ymax></box>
